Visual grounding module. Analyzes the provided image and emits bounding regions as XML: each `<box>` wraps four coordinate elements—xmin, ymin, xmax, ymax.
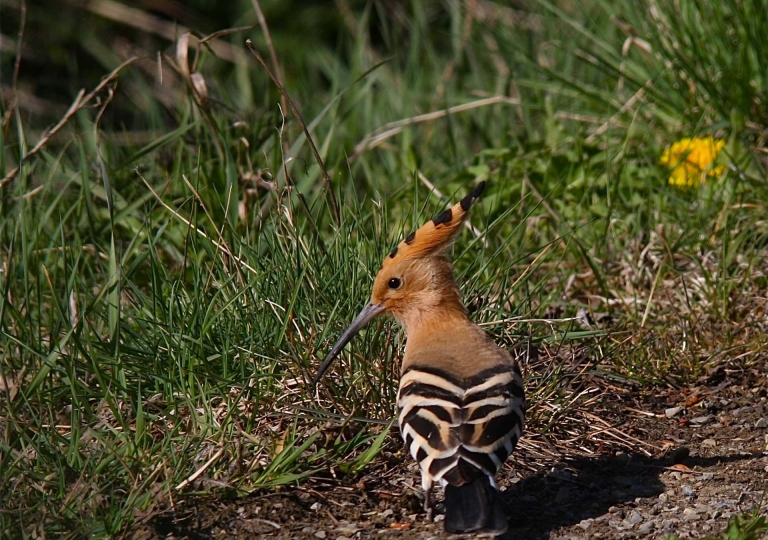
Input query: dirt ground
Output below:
<box><xmin>140</xmin><ymin>359</ymin><xmax>768</xmax><ymax>540</ymax></box>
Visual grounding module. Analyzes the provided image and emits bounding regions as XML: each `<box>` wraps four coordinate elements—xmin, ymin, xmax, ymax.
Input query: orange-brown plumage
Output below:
<box><xmin>315</xmin><ymin>181</ymin><xmax>525</xmax><ymax>535</ymax></box>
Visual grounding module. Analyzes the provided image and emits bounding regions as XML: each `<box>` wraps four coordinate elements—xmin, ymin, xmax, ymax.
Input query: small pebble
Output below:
<box><xmin>608</xmin><ymin>519</ymin><xmax>625</xmax><ymax>530</ymax></box>
<box><xmin>314</xmin><ymin>532</ymin><xmax>327</xmax><ymax>539</ymax></box>
<box><xmin>690</xmin><ymin>415</ymin><xmax>712</xmax><ymax>425</ymax></box>
<box><xmin>681</xmin><ymin>485</ymin><xmax>696</xmax><ymax>498</ymax></box>
<box><xmin>301</xmin><ymin>526</ymin><xmax>314</xmax><ymax>533</ymax></box>
<box><xmin>627</xmin><ymin>511</ymin><xmax>644</xmax><ymax>524</ymax></box>
<box><xmin>637</xmin><ymin>522</ymin><xmax>655</xmax><ymax>534</ymax></box>
<box><xmin>665</xmin><ymin>407</ymin><xmax>683</xmax><ymax>418</ymax></box>
<box><xmin>310</xmin><ymin>502</ymin><xmax>322</xmax><ymax>511</ymax></box>
<box><xmin>662</xmin><ymin>519</ymin><xmax>678</xmax><ymax>534</ymax></box>
<box><xmin>379</xmin><ymin>509</ymin><xmax>393</xmax><ymax>518</ymax></box>
<box><xmin>577</xmin><ymin>519</ymin><xmax>593</xmax><ymax>530</ymax></box>
<box><xmin>755</xmin><ymin>418</ymin><xmax>768</xmax><ymax>429</ymax></box>
<box><xmin>433</xmin><ymin>514</ymin><xmax>444</xmax><ymax>523</ymax></box>
<box><xmin>702</xmin><ymin>438</ymin><xmax>717</xmax><ymax>447</ymax></box>
<box><xmin>733</xmin><ymin>406</ymin><xmax>754</xmax><ymax>416</ymax></box>
<box><xmin>608</xmin><ymin>506</ymin><xmax>622</xmax><ymax>515</ymax></box>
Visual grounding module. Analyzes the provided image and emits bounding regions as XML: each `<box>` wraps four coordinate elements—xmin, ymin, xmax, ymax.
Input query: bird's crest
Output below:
<box><xmin>382</xmin><ymin>182</ymin><xmax>485</xmax><ymax>268</ymax></box>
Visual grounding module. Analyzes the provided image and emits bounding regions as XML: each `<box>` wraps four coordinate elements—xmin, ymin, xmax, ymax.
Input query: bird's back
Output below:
<box><xmin>397</xmin><ymin>327</ymin><xmax>525</xmax><ymax>533</ymax></box>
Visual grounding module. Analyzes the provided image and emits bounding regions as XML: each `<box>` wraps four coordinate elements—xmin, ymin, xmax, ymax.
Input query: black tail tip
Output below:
<box><xmin>443</xmin><ymin>474</ymin><xmax>507</xmax><ymax>536</ymax></box>
<box><xmin>459</xmin><ymin>181</ymin><xmax>486</xmax><ymax>211</ymax></box>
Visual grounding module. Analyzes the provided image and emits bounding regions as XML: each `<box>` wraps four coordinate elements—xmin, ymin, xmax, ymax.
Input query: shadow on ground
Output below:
<box><xmin>499</xmin><ymin>451</ymin><xmax>758</xmax><ymax>539</ymax></box>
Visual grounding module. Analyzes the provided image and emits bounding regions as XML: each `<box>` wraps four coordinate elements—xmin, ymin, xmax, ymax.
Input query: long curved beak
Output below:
<box><xmin>313</xmin><ymin>303</ymin><xmax>385</xmax><ymax>386</ymax></box>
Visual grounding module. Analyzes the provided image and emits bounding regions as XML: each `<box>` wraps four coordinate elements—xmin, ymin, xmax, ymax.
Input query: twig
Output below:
<box><xmin>245</xmin><ymin>4</ymin><xmax>290</xmax><ymax>230</ymax></box>
<box><xmin>352</xmin><ymin>96</ymin><xmax>519</xmax><ymax>159</ymax></box>
<box><xmin>641</xmin><ymin>261</ymin><xmax>664</xmax><ymax>327</ymax></box>
<box><xmin>93</xmin><ymin>84</ymin><xmax>117</xmax><ymax>219</ymax></box>
<box><xmin>253</xmin><ymin>519</ymin><xmax>281</xmax><ymax>530</ymax></box>
<box><xmin>510</xmin><ymin>242</ymin><xmax>555</xmax><ymax>291</ymax></box>
<box><xmin>137</xmin><ymin>171</ymin><xmax>259</xmax><ymax>275</ymax></box>
<box><xmin>0</xmin><ymin>56</ymin><xmax>138</xmax><ymax>189</ymax></box>
<box><xmin>437</xmin><ymin>0</ymin><xmax>479</xmax><ymax>92</ymax></box>
<box><xmin>480</xmin><ymin>316</ymin><xmax>581</xmax><ymax>327</ymax></box>
<box><xmin>246</xmin><ymin>39</ymin><xmax>341</xmax><ymax>226</ymax></box>
<box><xmin>83</xmin><ymin>0</ymin><xmax>248</xmax><ymax>64</ymax></box>
<box><xmin>174</xmin><ymin>445</ymin><xmax>226</xmax><ymax>491</ymax></box>
<box><xmin>248</xmin><ymin>1</ymin><xmax>290</xmax><ymax>228</ymax></box>
<box><xmin>181</xmin><ymin>174</ymin><xmax>244</xmax><ymax>283</ymax></box>
<box><xmin>522</xmin><ymin>175</ymin><xmax>559</xmax><ymax>225</ymax></box>
<box><xmin>585</xmin><ymin>80</ymin><xmax>652</xmax><ymax>144</ymax></box>
<box><xmin>1</xmin><ymin>0</ymin><xmax>26</xmax><ymax>135</ymax></box>
<box><xmin>250</xmin><ymin>0</ymin><xmax>287</xmax><ymax>115</ymax></box>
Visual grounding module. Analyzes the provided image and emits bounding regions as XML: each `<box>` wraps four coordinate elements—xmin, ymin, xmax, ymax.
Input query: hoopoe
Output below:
<box><xmin>314</xmin><ymin>182</ymin><xmax>525</xmax><ymax>535</ymax></box>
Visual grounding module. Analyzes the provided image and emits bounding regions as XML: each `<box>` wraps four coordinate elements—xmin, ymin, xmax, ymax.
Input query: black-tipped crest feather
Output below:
<box><xmin>381</xmin><ymin>182</ymin><xmax>486</xmax><ymax>268</ymax></box>
<box><xmin>460</xmin><ymin>181</ymin><xmax>486</xmax><ymax>211</ymax></box>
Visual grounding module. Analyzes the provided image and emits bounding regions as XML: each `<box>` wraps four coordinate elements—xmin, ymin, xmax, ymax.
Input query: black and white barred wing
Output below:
<box><xmin>397</xmin><ymin>364</ymin><xmax>525</xmax><ymax>487</ymax></box>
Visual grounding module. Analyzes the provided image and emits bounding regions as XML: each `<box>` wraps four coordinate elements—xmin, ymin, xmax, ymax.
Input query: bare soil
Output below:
<box><xmin>137</xmin><ymin>360</ymin><xmax>768</xmax><ymax>540</ymax></box>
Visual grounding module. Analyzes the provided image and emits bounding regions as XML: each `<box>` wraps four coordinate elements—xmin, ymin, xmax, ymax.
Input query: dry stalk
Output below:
<box><xmin>0</xmin><ymin>56</ymin><xmax>139</xmax><ymax>189</ymax></box>
<box><xmin>83</xmin><ymin>0</ymin><xmax>248</xmax><ymax>64</ymax></box>
<box><xmin>250</xmin><ymin>0</ymin><xmax>287</xmax><ymax>116</ymax></box>
<box><xmin>137</xmin><ymin>171</ymin><xmax>259</xmax><ymax>276</ymax></box>
<box><xmin>352</xmin><ymin>96</ymin><xmax>519</xmax><ymax>159</ymax></box>
<box><xmin>1</xmin><ymin>0</ymin><xmax>26</xmax><ymax>135</ymax></box>
<box><xmin>246</xmin><ymin>39</ymin><xmax>341</xmax><ymax>226</ymax></box>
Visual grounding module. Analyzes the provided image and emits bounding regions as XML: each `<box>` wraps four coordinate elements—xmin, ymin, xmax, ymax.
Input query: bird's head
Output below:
<box><xmin>314</xmin><ymin>182</ymin><xmax>485</xmax><ymax>385</ymax></box>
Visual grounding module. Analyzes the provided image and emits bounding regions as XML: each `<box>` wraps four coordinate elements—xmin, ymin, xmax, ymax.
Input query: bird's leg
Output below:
<box><xmin>422</xmin><ymin>478</ymin><xmax>434</xmax><ymax>522</ymax></box>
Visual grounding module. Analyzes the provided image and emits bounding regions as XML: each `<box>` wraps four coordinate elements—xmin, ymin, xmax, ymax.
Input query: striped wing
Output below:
<box><xmin>397</xmin><ymin>363</ymin><xmax>525</xmax><ymax>487</ymax></box>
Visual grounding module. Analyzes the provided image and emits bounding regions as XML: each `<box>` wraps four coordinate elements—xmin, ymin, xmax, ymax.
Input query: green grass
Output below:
<box><xmin>703</xmin><ymin>511</ymin><xmax>768</xmax><ymax>540</ymax></box>
<box><xmin>670</xmin><ymin>509</ymin><xmax>768</xmax><ymax>540</ymax></box>
<box><xmin>1</xmin><ymin>0</ymin><xmax>767</xmax><ymax>537</ymax></box>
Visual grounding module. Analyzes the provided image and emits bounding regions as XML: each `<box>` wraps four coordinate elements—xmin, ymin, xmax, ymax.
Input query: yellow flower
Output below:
<box><xmin>659</xmin><ymin>136</ymin><xmax>726</xmax><ymax>188</ymax></box>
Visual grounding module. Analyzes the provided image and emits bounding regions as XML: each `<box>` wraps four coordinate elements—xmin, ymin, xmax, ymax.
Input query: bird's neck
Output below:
<box><xmin>395</xmin><ymin>297</ymin><xmax>472</xmax><ymax>341</ymax></box>
<box><xmin>398</xmin><ymin>303</ymin><xmax>492</xmax><ymax>378</ymax></box>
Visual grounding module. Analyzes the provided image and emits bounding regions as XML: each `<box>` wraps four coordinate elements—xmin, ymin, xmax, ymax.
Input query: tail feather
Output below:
<box><xmin>443</xmin><ymin>475</ymin><xmax>507</xmax><ymax>535</ymax></box>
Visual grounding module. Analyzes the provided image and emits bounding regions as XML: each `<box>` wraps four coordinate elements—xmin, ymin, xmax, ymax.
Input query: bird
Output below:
<box><xmin>314</xmin><ymin>182</ymin><xmax>525</xmax><ymax>535</ymax></box>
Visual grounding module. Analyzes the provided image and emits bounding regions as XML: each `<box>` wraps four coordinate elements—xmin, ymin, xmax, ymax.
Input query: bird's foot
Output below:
<box><xmin>425</xmin><ymin>506</ymin><xmax>434</xmax><ymax>523</ymax></box>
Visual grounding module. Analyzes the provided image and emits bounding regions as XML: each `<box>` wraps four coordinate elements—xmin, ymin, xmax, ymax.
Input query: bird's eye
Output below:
<box><xmin>388</xmin><ymin>277</ymin><xmax>402</xmax><ymax>289</ymax></box>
